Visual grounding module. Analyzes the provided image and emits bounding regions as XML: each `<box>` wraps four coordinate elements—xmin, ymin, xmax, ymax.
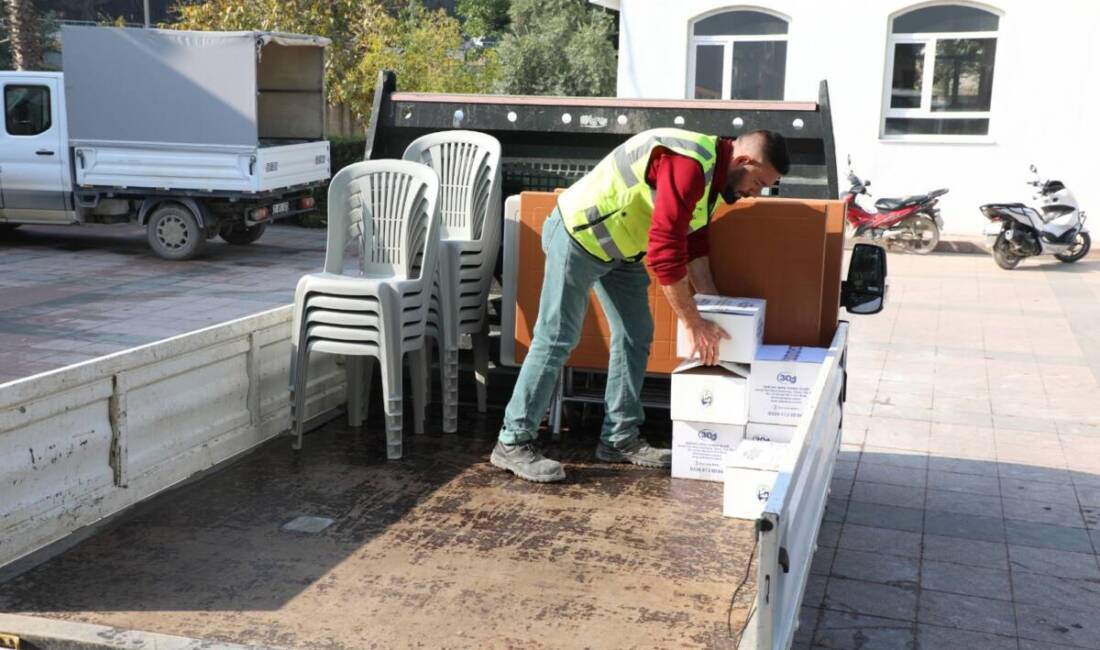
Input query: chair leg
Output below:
<box><xmin>288</xmin><ymin>342</ymin><xmax>299</xmax><ymax>434</ymax></box>
<box><xmin>292</xmin><ymin>344</ymin><xmax>312</xmax><ymax>451</ymax></box>
<box><xmin>435</xmin><ymin>262</ymin><xmax>460</xmax><ymax>433</ymax></box>
<box><xmin>346</xmin><ymin>356</ymin><xmax>362</xmax><ymax>427</ymax></box>
<box><xmin>440</xmin><ymin>344</ymin><xmax>459</xmax><ymax>433</ymax></box>
<box><xmin>360</xmin><ymin>356</ymin><xmax>376</xmax><ymax>424</ymax></box>
<box><xmin>380</xmin><ymin>349</ymin><xmax>404</xmax><ymax>460</ymax></box>
<box><xmin>422</xmin><ymin>335</ymin><xmax>434</xmax><ymax>407</ymax></box>
<box><xmin>410</xmin><ymin>346</ymin><xmax>427</xmax><ymax>435</ymax></box>
<box><xmin>473</xmin><ymin>330</ymin><xmax>490</xmax><ymax>414</ymax></box>
<box><xmin>288</xmin><ymin>344</ymin><xmax>297</xmax><ymax>395</ymax></box>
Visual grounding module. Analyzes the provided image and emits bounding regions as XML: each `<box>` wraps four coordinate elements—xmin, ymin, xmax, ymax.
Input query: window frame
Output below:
<box><xmin>880</xmin><ymin>4</ymin><xmax>1002</xmax><ymax>143</ymax></box>
<box><xmin>4</xmin><ymin>84</ymin><xmax>53</xmax><ymax>137</ymax></box>
<box><xmin>686</xmin><ymin>8</ymin><xmax>790</xmax><ymax>101</ymax></box>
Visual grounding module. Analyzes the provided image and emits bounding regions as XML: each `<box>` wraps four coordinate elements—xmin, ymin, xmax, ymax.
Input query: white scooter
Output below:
<box><xmin>980</xmin><ymin>165</ymin><xmax>1090</xmax><ymax>270</ymax></box>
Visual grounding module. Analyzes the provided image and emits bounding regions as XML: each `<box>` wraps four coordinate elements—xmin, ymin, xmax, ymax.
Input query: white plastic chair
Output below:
<box><xmin>402</xmin><ymin>131</ymin><xmax>502</xmax><ymax>432</ymax></box>
<box><xmin>289</xmin><ymin>160</ymin><xmax>441</xmax><ymax>459</ymax></box>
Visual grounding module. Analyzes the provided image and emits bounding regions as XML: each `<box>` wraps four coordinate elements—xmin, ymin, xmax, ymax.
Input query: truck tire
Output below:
<box><xmin>147</xmin><ymin>203</ymin><xmax>205</xmax><ymax>261</ymax></box>
<box><xmin>219</xmin><ymin>222</ymin><xmax>267</xmax><ymax>245</ymax></box>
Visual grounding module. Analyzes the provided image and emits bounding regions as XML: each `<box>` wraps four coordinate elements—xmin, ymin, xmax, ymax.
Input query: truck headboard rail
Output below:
<box><xmin>365</xmin><ymin>71</ymin><xmax>838</xmax><ymax>200</ymax></box>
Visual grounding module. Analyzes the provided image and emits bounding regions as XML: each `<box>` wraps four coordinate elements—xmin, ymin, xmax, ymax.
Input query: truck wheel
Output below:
<box><xmin>219</xmin><ymin>222</ymin><xmax>267</xmax><ymax>245</ymax></box>
<box><xmin>147</xmin><ymin>203</ymin><xmax>205</xmax><ymax>261</ymax></box>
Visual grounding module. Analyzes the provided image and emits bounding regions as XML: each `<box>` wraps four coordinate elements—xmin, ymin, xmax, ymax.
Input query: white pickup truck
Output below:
<box><xmin>0</xmin><ymin>84</ymin><xmax>891</xmax><ymax>648</ymax></box>
<box><xmin>0</xmin><ymin>26</ymin><xmax>332</xmax><ymax>259</ymax></box>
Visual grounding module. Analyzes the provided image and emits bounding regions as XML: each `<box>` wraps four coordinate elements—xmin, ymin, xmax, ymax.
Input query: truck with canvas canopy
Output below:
<box><xmin>0</xmin><ymin>26</ymin><xmax>331</xmax><ymax>259</ymax></box>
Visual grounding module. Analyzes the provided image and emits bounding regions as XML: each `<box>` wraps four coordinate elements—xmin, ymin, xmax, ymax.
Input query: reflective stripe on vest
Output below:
<box><xmin>558</xmin><ymin>128</ymin><xmax>719</xmax><ymax>262</ymax></box>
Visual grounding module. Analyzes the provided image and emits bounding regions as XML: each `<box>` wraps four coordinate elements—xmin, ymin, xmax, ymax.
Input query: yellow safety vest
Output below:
<box><xmin>558</xmin><ymin>128</ymin><xmax>719</xmax><ymax>262</ymax></box>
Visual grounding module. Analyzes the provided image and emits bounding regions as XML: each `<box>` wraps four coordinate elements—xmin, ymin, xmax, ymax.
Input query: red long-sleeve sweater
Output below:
<box><xmin>645</xmin><ymin>137</ymin><xmax>732</xmax><ymax>285</ymax></box>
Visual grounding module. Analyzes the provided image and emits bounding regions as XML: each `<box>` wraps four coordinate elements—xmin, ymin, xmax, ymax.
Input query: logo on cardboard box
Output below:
<box><xmin>700</xmin><ymin>389</ymin><xmax>714</xmax><ymax>407</ymax></box>
<box><xmin>698</xmin><ymin>429</ymin><xmax>719</xmax><ymax>442</ymax></box>
<box><xmin>776</xmin><ymin>372</ymin><xmax>797</xmax><ymax>385</ymax></box>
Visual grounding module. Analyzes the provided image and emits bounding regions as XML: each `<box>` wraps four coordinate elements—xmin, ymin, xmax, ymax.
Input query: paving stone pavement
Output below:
<box><xmin>0</xmin><ymin>223</ymin><xmax>327</xmax><ymax>384</ymax></box>
<box><xmin>798</xmin><ymin>251</ymin><xmax>1100</xmax><ymax>650</ymax></box>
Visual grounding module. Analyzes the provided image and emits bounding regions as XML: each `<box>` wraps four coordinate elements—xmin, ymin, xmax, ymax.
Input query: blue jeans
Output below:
<box><xmin>500</xmin><ymin>209</ymin><xmax>654</xmax><ymax>447</ymax></box>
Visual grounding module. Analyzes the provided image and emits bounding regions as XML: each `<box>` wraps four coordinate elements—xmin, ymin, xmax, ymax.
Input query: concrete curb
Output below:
<box><xmin>0</xmin><ymin>614</ymin><xmax>281</xmax><ymax>650</ymax></box>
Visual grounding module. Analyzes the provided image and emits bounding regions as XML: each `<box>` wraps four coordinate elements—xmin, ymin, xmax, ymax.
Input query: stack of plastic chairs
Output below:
<box><xmin>402</xmin><ymin>131</ymin><xmax>502</xmax><ymax>432</ymax></box>
<box><xmin>289</xmin><ymin>160</ymin><xmax>441</xmax><ymax>459</ymax></box>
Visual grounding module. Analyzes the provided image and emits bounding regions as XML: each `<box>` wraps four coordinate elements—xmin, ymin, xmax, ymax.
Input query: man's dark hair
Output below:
<box><xmin>745</xmin><ymin>129</ymin><xmax>791</xmax><ymax>176</ymax></box>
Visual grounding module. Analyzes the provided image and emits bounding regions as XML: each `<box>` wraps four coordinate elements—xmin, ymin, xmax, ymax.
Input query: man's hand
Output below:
<box><xmin>683</xmin><ymin>317</ymin><xmax>730</xmax><ymax>366</ymax></box>
<box><xmin>659</xmin><ymin>276</ymin><xmax>732</xmax><ymax>366</ymax></box>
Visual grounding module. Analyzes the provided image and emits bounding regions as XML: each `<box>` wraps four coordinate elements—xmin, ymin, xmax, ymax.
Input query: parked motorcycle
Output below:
<box><xmin>981</xmin><ymin>168</ymin><xmax>1091</xmax><ymax>271</ymax></box>
<box><xmin>980</xmin><ymin>165</ymin><xmax>1090</xmax><ymax>270</ymax></box>
<box><xmin>843</xmin><ymin>157</ymin><xmax>947</xmax><ymax>255</ymax></box>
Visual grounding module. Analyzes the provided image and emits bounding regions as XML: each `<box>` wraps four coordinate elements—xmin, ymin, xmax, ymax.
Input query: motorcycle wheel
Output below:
<box><xmin>992</xmin><ymin>233</ymin><xmax>1021</xmax><ymax>270</ymax></box>
<box><xmin>902</xmin><ymin>214</ymin><xmax>940</xmax><ymax>255</ymax></box>
<box><xmin>1054</xmin><ymin>232</ymin><xmax>1091</xmax><ymax>263</ymax></box>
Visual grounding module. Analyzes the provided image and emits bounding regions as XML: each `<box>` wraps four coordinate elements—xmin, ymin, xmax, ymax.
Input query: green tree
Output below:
<box><xmin>495</xmin><ymin>0</ymin><xmax>616</xmax><ymax>96</ymax></box>
<box><xmin>173</xmin><ymin>0</ymin><xmax>498</xmax><ymax>122</ymax></box>
<box><xmin>361</xmin><ymin>2</ymin><xmax>499</xmax><ymax>96</ymax></box>
<box><xmin>457</xmin><ymin>0</ymin><xmax>509</xmax><ymax>40</ymax></box>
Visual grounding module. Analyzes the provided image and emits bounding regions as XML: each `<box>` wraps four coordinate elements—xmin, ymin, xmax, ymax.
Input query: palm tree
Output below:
<box><xmin>6</xmin><ymin>0</ymin><xmax>41</xmax><ymax>70</ymax></box>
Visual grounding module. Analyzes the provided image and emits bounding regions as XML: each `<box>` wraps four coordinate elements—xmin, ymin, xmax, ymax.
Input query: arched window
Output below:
<box><xmin>883</xmin><ymin>4</ymin><xmax>1000</xmax><ymax>138</ymax></box>
<box><xmin>688</xmin><ymin>9</ymin><xmax>789</xmax><ymax>100</ymax></box>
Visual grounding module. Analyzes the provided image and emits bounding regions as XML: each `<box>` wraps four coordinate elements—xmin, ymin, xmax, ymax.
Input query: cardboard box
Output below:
<box><xmin>745</xmin><ymin>422</ymin><xmax>797</xmax><ymax>444</ymax></box>
<box><xmin>748</xmin><ymin>345</ymin><xmax>828</xmax><ymax>425</ymax></box>
<box><xmin>670</xmin><ymin>360</ymin><xmax>750</xmax><ymax>425</ymax></box>
<box><xmin>723</xmin><ymin>440</ymin><xmax>787</xmax><ymax>520</ymax></box>
<box><xmin>672</xmin><ymin>420</ymin><xmax>746</xmax><ymax>482</ymax></box>
<box><xmin>676</xmin><ymin>296</ymin><xmax>765</xmax><ymax>364</ymax></box>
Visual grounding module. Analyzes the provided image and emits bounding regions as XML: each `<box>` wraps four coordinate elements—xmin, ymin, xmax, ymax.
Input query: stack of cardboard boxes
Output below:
<box><xmin>670</xmin><ymin>295</ymin><xmax>827</xmax><ymax>520</ymax></box>
<box><xmin>670</xmin><ymin>296</ymin><xmax>762</xmax><ymax>482</ymax></box>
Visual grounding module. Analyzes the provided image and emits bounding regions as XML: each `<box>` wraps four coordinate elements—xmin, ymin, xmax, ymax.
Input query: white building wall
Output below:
<box><xmin>613</xmin><ymin>0</ymin><xmax>1100</xmax><ymax>235</ymax></box>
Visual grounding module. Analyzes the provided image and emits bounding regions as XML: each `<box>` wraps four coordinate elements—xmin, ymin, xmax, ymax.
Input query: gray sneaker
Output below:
<box><xmin>596</xmin><ymin>438</ymin><xmax>672</xmax><ymax>469</ymax></box>
<box><xmin>490</xmin><ymin>441</ymin><xmax>566</xmax><ymax>483</ymax></box>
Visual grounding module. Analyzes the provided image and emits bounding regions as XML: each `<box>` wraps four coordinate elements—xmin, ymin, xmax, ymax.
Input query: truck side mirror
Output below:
<box><xmin>842</xmin><ymin>243</ymin><xmax>887</xmax><ymax>315</ymax></box>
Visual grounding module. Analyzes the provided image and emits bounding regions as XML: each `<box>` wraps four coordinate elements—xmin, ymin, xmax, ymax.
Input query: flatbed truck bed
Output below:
<box><xmin>1</xmin><ymin>416</ymin><xmax>758</xmax><ymax>649</ymax></box>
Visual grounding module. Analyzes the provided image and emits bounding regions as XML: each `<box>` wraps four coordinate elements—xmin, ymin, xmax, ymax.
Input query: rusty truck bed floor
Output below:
<box><xmin>0</xmin><ymin>410</ymin><xmax>756</xmax><ymax>649</ymax></box>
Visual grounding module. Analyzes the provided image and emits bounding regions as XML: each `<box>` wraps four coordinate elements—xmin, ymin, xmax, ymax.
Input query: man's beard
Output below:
<box><xmin>721</xmin><ymin>166</ymin><xmax>748</xmax><ymax>204</ymax></box>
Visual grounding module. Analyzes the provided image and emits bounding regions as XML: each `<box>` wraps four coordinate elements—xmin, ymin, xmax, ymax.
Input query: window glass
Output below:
<box><xmin>5</xmin><ymin>85</ymin><xmax>52</xmax><ymax>136</ymax></box>
<box><xmin>693</xmin><ymin>44</ymin><xmax>725</xmax><ymax>100</ymax></box>
<box><xmin>694</xmin><ymin>10</ymin><xmax>788</xmax><ymax>36</ymax></box>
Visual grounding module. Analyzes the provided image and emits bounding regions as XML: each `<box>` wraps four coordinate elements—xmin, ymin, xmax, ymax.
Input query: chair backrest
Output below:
<box><xmin>323</xmin><ymin>160</ymin><xmax>440</xmax><ymax>281</ymax></box>
<box><xmin>402</xmin><ymin>130</ymin><xmax>502</xmax><ymax>242</ymax></box>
